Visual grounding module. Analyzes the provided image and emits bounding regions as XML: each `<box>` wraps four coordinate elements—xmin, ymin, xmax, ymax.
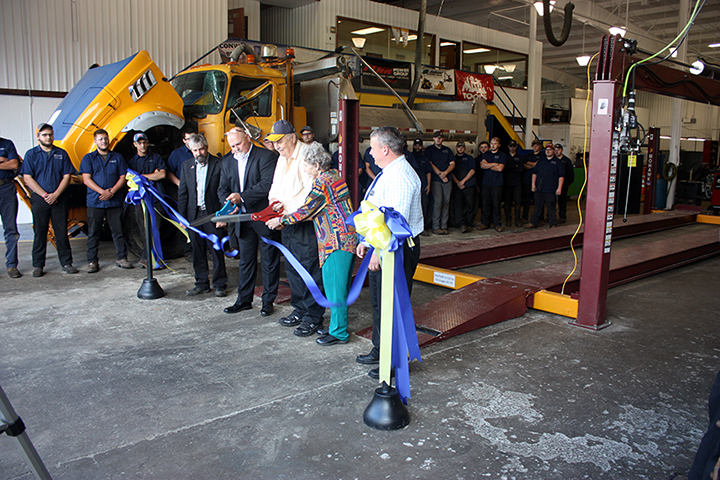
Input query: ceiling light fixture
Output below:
<box><xmin>709</xmin><ymin>43</ymin><xmax>720</xmax><ymax>48</ymax></box>
<box><xmin>440</xmin><ymin>42</ymin><xmax>456</xmax><ymax>47</ymax></box>
<box><xmin>463</xmin><ymin>47</ymin><xmax>490</xmax><ymax>54</ymax></box>
<box><xmin>351</xmin><ymin>27</ymin><xmax>384</xmax><ymax>35</ymax></box>
<box><xmin>503</xmin><ymin>64</ymin><xmax>516</xmax><ymax>72</ymax></box>
<box><xmin>352</xmin><ymin>37</ymin><xmax>367</xmax><ymax>49</ymax></box>
<box><xmin>576</xmin><ymin>23</ymin><xmax>590</xmax><ymax>66</ymax></box>
<box><xmin>533</xmin><ymin>1</ymin><xmax>555</xmax><ymax>16</ymax></box>
<box><xmin>484</xmin><ymin>65</ymin><xmax>498</xmax><ymax>74</ymax></box>
<box><xmin>609</xmin><ymin>26</ymin><xmax>626</xmax><ymax>38</ymax></box>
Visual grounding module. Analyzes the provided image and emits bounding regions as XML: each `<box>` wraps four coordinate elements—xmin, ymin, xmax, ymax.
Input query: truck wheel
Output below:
<box><xmin>122</xmin><ymin>203</ymin><xmax>187</xmax><ymax>260</ymax></box>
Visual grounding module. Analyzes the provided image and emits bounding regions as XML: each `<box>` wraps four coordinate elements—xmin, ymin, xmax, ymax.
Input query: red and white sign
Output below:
<box><xmin>454</xmin><ymin>71</ymin><xmax>494</xmax><ymax>103</ymax></box>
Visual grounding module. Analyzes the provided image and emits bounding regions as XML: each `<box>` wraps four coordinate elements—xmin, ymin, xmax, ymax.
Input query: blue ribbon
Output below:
<box><xmin>264</xmin><ymin>206</ymin><xmax>421</xmax><ymax>404</ymax></box>
<box><xmin>124</xmin><ymin>170</ymin><xmax>238</xmax><ymax>266</ymax></box>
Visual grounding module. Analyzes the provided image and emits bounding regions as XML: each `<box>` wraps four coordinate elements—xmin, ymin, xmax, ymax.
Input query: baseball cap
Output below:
<box><xmin>554</xmin><ymin>143</ymin><xmax>563</xmax><ymax>149</ymax></box>
<box><xmin>456</xmin><ymin>141</ymin><xmax>465</xmax><ymax>148</ymax></box>
<box><xmin>133</xmin><ymin>132</ymin><xmax>148</xmax><ymax>142</ymax></box>
<box><xmin>545</xmin><ymin>143</ymin><xmax>554</xmax><ymax>149</ymax></box>
<box><xmin>433</xmin><ymin>130</ymin><xmax>444</xmax><ymax>138</ymax></box>
<box><xmin>508</xmin><ymin>140</ymin><xmax>518</xmax><ymax>147</ymax></box>
<box><xmin>36</xmin><ymin>123</ymin><xmax>53</xmax><ymax>134</ymax></box>
<box><xmin>266</xmin><ymin>120</ymin><xmax>296</xmax><ymax>141</ymax></box>
<box><xmin>531</xmin><ymin>139</ymin><xmax>541</xmax><ymax>146</ymax></box>
<box><xmin>413</xmin><ymin>138</ymin><xmax>423</xmax><ymax>146</ymax></box>
<box><xmin>300</xmin><ymin>125</ymin><xmax>314</xmax><ymax>134</ymax></box>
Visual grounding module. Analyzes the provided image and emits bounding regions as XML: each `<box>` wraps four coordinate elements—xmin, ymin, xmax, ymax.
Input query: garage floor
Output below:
<box><xmin>1</xmin><ymin>218</ymin><xmax>719</xmax><ymax>480</ymax></box>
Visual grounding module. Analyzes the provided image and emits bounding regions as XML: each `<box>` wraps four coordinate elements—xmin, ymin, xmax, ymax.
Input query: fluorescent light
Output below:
<box><xmin>497</xmin><ymin>76</ymin><xmax>513</xmax><ymax>80</ymax></box>
<box><xmin>576</xmin><ymin>55</ymin><xmax>591</xmax><ymax>66</ymax></box>
<box><xmin>440</xmin><ymin>42</ymin><xmax>456</xmax><ymax>47</ymax></box>
<box><xmin>533</xmin><ymin>1</ymin><xmax>555</xmax><ymax>16</ymax></box>
<box><xmin>660</xmin><ymin>135</ymin><xmax>672</xmax><ymax>139</ymax></box>
<box><xmin>352</xmin><ymin>37</ymin><xmax>367</xmax><ymax>48</ymax></box>
<box><xmin>484</xmin><ymin>65</ymin><xmax>497</xmax><ymax>74</ymax></box>
<box><xmin>351</xmin><ymin>27</ymin><xmax>384</xmax><ymax>35</ymax></box>
<box><xmin>463</xmin><ymin>47</ymin><xmax>490</xmax><ymax>54</ymax></box>
<box><xmin>709</xmin><ymin>43</ymin><xmax>720</xmax><ymax>48</ymax></box>
<box><xmin>687</xmin><ymin>137</ymin><xmax>706</xmax><ymax>142</ymax></box>
<box><xmin>503</xmin><ymin>63</ymin><xmax>516</xmax><ymax>72</ymax></box>
<box><xmin>609</xmin><ymin>26</ymin><xmax>626</xmax><ymax>37</ymax></box>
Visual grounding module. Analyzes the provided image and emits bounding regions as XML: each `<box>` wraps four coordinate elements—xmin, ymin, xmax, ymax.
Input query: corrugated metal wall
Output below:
<box><xmin>0</xmin><ymin>0</ymin><xmax>228</xmax><ymax>92</ymax></box>
<box><xmin>637</xmin><ymin>90</ymin><xmax>720</xmax><ymax>146</ymax></box>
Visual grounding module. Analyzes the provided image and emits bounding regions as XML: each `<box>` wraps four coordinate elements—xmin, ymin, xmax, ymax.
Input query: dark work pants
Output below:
<box><xmin>30</xmin><ymin>192</ymin><xmax>72</xmax><ymax>268</ymax></box>
<box><xmin>369</xmin><ymin>236</ymin><xmax>421</xmax><ymax>357</ymax></box>
<box><xmin>452</xmin><ymin>185</ymin><xmax>476</xmax><ymax>228</ymax></box>
<box><xmin>281</xmin><ymin>221</ymin><xmax>324</xmax><ymax>322</ymax></box>
<box><xmin>86</xmin><ymin>206</ymin><xmax>126</xmax><ymax>263</ymax></box>
<box><xmin>521</xmin><ymin>183</ymin><xmax>533</xmax><ymax>220</ymax></box>
<box><xmin>0</xmin><ymin>181</ymin><xmax>19</xmax><ymax>268</ymax></box>
<box><xmin>237</xmin><ymin>222</ymin><xmax>280</xmax><ymax>304</ymax></box>
<box><xmin>530</xmin><ymin>191</ymin><xmax>557</xmax><ymax>227</ymax></box>
<box><xmin>480</xmin><ymin>185</ymin><xmax>503</xmax><ymax>227</ymax></box>
<box><xmin>191</xmin><ymin>210</ymin><xmax>227</xmax><ymax>289</ymax></box>
<box><xmin>504</xmin><ymin>184</ymin><xmax>522</xmax><ymax>225</ymax></box>
<box><xmin>689</xmin><ymin>371</ymin><xmax>720</xmax><ymax>480</ymax></box>
<box><xmin>558</xmin><ymin>184</ymin><xmax>570</xmax><ymax>220</ymax></box>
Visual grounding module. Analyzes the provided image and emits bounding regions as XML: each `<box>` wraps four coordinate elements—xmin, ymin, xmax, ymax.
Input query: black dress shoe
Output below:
<box><xmin>224</xmin><ymin>301</ymin><xmax>252</xmax><ymax>314</ymax></box>
<box><xmin>316</xmin><ymin>327</ymin><xmax>329</xmax><ymax>336</ymax></box>
<box><xmin>214</xmin><ymin>286</ymin><xmax>227</xmax><ymax>298</ymax></box>
<box><xmin>278</xmin><ymin>313</ymin><xmax>301</xmax><ymax>327</ymax></box>
<box><xmin>186</xmin><ymin>285</ymin><xmax>211</xmax><ymax>296</ymax></box>
<box><xmin>294</xmin><ymin>321</ymin><xmax>322</xmax><ymax>337</ymax></box>
<box><xmin>356</xmin><ymin>352</ymin><xmax>380</xmax><ymax>365</ymax></box>
<box><xmin>316</xmin><ymin>334</ymin><xmax>348</xmax><ymax>346</ymax></box>
<box><xmin>368</xmin><ymin>367</ymin><xmax>395</xmax><ymax>380</ymax></box>
<box><xmin>260</xmin><ymin>302</ymin><xmax>273</xmax><ymax>316</ymax></box>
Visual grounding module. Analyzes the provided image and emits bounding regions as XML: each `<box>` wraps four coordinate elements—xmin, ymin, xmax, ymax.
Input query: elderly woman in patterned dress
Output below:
<box><xmin>267</xmin><ymin>142</ymin><xmax>358</xmax><ymax>346</ymax></box>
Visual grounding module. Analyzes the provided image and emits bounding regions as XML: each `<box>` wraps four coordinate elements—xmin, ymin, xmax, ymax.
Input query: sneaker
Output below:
<box><xmin>294</xmin><ymin>320</ymin><xmax>323</xmax><ymax>337</ymax></box>
<box><xmin>32</xmin><ymin>267</ymin><xmax>44</xmax><ymax>277</ymax></box>
<box><xmin>63</xmin><ymin>264</ymin><xmax>79</xmax><ymax>274</ymax></box>
<box><xmin>279</xmin><ymin>312</ymin><xmax>302</xmax><ymax>327</ymax></box>
<box><xmin>116</xmin><ymin>258</ymin><xmax>133</xmax><ymax>269</ymax></box>
<box><xmin>87</xmin><ymin>261</ymin><xmax>99</xmax><ymax>274</ymax></box>
<box><xmin>7</xmin><ymin>267</ymin><xmax>21</xmax><ymax>279</ymax></box>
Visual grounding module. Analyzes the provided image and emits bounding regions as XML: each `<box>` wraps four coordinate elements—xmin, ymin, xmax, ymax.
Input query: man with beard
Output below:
<box><xmin>267</xmin><ymin>121</ymin><xmax>325</xmax><ymax>335</ymax></box>
<box><xmin>218</xmin><ymin>128</ymin><xmax>280</xmax><ymax>314</ymax></box>
<box><xmin>178</xmin><ymin>134</ymin><xmax>228</xmax><ymax>297</ymax></box>
<box><xmin>79</xmin><ymin>129</ymin><xmax>132</xmax><ymax>273</ymax></box>
<box><xmin>20</xmin><ymin>123</ymin><xmax>78</xmax><ymax>277</ymax></box>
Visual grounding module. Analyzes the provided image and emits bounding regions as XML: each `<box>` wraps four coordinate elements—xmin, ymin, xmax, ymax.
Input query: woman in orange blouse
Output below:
<box><xmin>267</xmin><ymin>142</ymin><xmax>358</xmax><ymax>345</ymax></box>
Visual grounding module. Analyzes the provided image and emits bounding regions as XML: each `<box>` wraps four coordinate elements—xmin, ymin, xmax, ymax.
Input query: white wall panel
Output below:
<box><xmin>228</xmin><ymin>0</ymin><xmax>262</xmax><ymax>41</ymax></box>
<box><xmin>0</xmin><ymin>0</ymin><xmax>228</xmax><ymax>93</ymax></box>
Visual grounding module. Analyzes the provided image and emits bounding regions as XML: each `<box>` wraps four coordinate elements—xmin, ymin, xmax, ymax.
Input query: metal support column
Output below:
<box><xmin>573</xmin><ymin>80</ymin><xmax>620</xmax><ymax>329</ymax></box>
<box><xmin>643</xmin><ymin>127</ymin><xmax>660</xmax><ymax>214</ymax></box>
<box><xmin>338</xmin><ymin>98</ymin><xmax>360</xmax><ymax>208</ymax></box>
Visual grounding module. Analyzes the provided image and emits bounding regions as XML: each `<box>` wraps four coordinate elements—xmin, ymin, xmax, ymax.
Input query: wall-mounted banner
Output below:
<box><xmin>361</xmin><ymin>57</ymin><xmax>412</xmax><ymax>91</ymax></box>
<box><xmin>455</xmin><ymin>70</ymin><xmax>494</xmax><ymax>102</ymax></box>
<box><xmin>418</xmin><ymin>67</ymin><xmax>455</xmax><ymax>96</ymax></box>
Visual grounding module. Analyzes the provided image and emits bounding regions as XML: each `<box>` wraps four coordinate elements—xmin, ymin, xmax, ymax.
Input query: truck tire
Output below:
<box><xmin>122</xmin><ymin>203</ymin><xmax>186</xmax><ymax>260</ymax></box>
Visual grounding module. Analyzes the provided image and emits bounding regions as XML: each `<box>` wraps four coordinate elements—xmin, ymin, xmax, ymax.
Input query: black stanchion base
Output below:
<box><xmin>363</xmin><ymin>381</ymin><xmax>410</xmax><ymax>430</ymax></box>
<box><xmin>137</xmin><ymin>278</ymin><xmax>165</xmax><ymax>299</ymax></box>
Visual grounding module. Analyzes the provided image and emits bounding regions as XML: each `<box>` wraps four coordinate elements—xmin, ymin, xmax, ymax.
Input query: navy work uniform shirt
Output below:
<box><xmin>533</xmin><ymin>155</ymin><xmax>565</xmax><ymax>193</ymax></box>
<box><xmin>425</xmin><ymin>144</ymin><xmax>455</xmax><ymax>183</ymax></box>
<box><xmin>453</xmin><ymin>153</ymin><xmax>476</xmax><ymax>188</ymax></box>
<box><xmin>481</xmin><ymin>150</ymin><xmax>507</xmax><ymax>186</ymax></box>
<box><xmin>79</xmin><ymin>150</ymin><xmax>128</xmax><ymax>208</ymax></box>
<box><xmin>504</xmin><ymin>152</ymin><xmax>524</xmax><ymax>187</ymax></box>
<box><xmin>167</xmin><ymin>146</ymin><xmax>193</xmax><ymax>179</ymax></box>
<box><xmin>523</xmin><ymin>151</ymin><xmax>543</xmax><ymax>185</ymax></box>
<box><xmin>363</xmin><ymin>146</ymin><xmax>381</xmax><ymax>177</ymax></box>
<box><xmin>20</xmin><ymin>145</ymin><xmax>75</xmax><ymax>192</ymax></box>
<box><xmin>127</xmin><ymin>152</ymin><xmax>166</xmax><ymax>176</ymax></box>
<box><xmin>0</xmin><ymin>138</ymin><xmax>19</xmax><ymax>181</ymax></box>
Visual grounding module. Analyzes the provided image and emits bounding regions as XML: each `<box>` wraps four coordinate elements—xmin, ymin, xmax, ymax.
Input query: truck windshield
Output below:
<box><xmin>172</xmin><ymin>71</ymin><xmax>227</xmax><ymax>116</ymax></box>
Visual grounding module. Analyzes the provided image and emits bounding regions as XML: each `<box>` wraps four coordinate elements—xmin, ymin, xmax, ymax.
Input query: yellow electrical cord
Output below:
<box><xmin>561</xmin><ymin>52</ymin><xmax>599</xmax><ymax>295</ymax></box>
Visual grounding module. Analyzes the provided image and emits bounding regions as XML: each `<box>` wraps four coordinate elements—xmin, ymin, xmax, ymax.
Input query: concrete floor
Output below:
<box><xmin>1</xmin><ymin>218</ymin><xmax>719</xmax><ymax>480</ymax></box>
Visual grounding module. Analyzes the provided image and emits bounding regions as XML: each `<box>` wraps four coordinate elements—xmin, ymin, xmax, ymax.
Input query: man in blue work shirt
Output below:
<box><xmin>554</xmin><ymin>143</ymin><xmax>575</xmax><ymax>224</ymax></box>
<box><xmin>127</xmin><ymin>132</ymin><xmax>167</xmax><ymax>268</ymax></box>
<box><xmin>412</xmin><ymin>138</ymin><xmax>432</xmax><ymax>235</ymax></box>
<box><xmin>525</xmin><ymin>143</ymin><xmax>565</xmax><ymax>228</ymax></box>
<box><xmin>0</xmin><ymin>135</ymin><xmax>21</xmax><ymax>278</ymax></box>
<box><xmin>166</xmin><ymin>123</ymin><xmax>198</xmax><ymax>187</ymax></box>
<box><xmin>503</xmin><ymin>140</ymin><xmax>524</xmax><ymax>228</ymax></box>
<box><xmin>425</xmin><ymin>130</ymin><xmax>455</xmax><ymax>235</ymax></box>
<box><xmin>20</xmin><ymin>123</ymin><xmax>78</xmax><ymax>277</ymax></box>
<box><xmin>79</xmin><ymin>129</ymin><xmax>132</xmax><ymax>273</ymax></box>
<box><xmin>478</xmin><ymin>137</ymin><xmax>506</xmax><ymax>232</ymax></box>
<box><xmin>451</xmin><ymin>141</ymin><xmax>476</xmax><ymax>233</ymax></box>
<box><xmin>522</xmin><ymin>139</ymin><xmax>542</xmax><ymax>222</ymax></box>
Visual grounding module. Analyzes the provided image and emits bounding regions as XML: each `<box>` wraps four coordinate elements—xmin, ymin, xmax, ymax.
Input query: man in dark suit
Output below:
<box><xmin>177</xmin><ymin>134</ymin><xmax>227</xmax><ymax>297</ymax></box>
<box><xmin>218</xmin><ymin>127</ymin><xmax>280</xmax><ymax>316</ymax></box>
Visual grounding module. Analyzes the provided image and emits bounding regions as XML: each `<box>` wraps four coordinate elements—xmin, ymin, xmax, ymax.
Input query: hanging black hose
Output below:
<box><xmin>543</xmin><ymin>0</ymin><xmax>575</xmax><ymax>47</ymax></box>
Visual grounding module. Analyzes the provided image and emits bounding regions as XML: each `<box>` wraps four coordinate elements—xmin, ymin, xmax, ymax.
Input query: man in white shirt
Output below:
<box><xmin>266</xmin><ymin>120</ymin><xmax>326</xmax><ymax>336</ymax></box>
<box><xmin>355</xmin><ymin>126</ymin><xmax>423</xmax><ymax>377</ymax></box>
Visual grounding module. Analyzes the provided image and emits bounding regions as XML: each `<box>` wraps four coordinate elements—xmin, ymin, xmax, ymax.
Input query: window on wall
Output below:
<box><xmin>462</xmin><ymin>41</ymin><xmax>527</xmax><ymax>89</ymax></box>
<box><xmin>336</xmin><ymin>18</ymin><xmax>434</xmax><ymax>64</ymax></box>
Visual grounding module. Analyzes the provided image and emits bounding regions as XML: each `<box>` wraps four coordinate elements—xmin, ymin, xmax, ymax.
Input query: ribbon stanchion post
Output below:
<box><xmin>137</xmin><ymin>196</ymin><xmax>164</xmax><ymax>299</ymax></box>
